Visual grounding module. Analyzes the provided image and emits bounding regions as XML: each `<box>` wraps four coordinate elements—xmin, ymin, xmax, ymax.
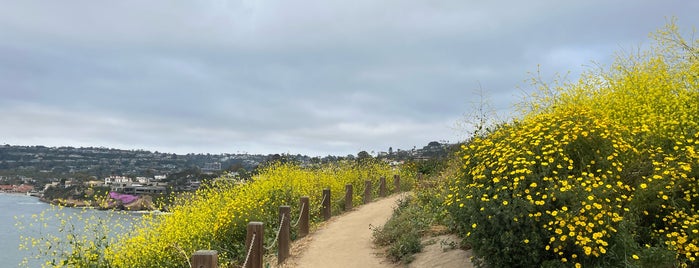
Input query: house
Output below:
<box><xmin>0</xmin><ymin>184</ymin><xmax>34</xmax><ymax>193</ymax></box>
<box><xmin>113</xmin><ymin>185</ymin><xmax>166</xmax><ymax>195</ymax></box>
<box><xmin>44</xmin><ymin>182</ymin><xmax>60</xmax><ymax>191</ymax></box>
<box><xmin>86</xmin><ymin>180</ymin><xmax>105</xmax><ymax>187</ymax></box>
<box><xmin>15</xmin><ymin>184</ymin><xmax>34</xmax><ymax>193</ymax></box>
<box><xmin>0</xmin><ymin>185</ymin><xmax>14</xmax><ymax>192</ymax></box>
<box><xmin>136</xmin><ymin>177</ymin><xmax>149</xmax><ymax>184</ymax></box>
<box><xmin>104</xmin><ymin>176</ymin><xmax>131</xmax><ymax>186</ymax></box>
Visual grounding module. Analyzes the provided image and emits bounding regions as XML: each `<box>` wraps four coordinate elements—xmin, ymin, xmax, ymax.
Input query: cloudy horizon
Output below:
<box><xmin>2</xmin><ymin>1</ymin><xmax>698</xmax><ymax>156</ymax></box>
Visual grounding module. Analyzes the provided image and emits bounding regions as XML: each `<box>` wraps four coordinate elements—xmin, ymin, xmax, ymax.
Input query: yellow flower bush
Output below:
<box><xmin>444</xmin><ymin>20</ymin><xmax>699</xmax><ymax>267</ymax></box>
<box><xmin>104</xmin><ymin>160</ymin><xmax>410</xmax><ymax>267</ymax></box>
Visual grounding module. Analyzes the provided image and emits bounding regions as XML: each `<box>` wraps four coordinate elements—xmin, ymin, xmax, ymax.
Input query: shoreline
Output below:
<box><xmin>0</xmin><ymin>191</ymin><xmax>42</xmax><ymax>198</ymax></box>
<box><xmin>0</xmin><ymin>191</ymin><xmax>34</xmax><ymax>196</ymax></box>
<box><xmin>1</xmin><ymin>191</ymin><xmax>168</xmax><ymax>213</ymax></box>
<box><xmin>39</xmin><ymin>195</ymin><xmax>162</xmax><ymax>212</ymax></box>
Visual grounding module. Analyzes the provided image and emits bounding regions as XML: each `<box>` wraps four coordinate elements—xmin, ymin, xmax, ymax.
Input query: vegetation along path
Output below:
<box><xmin>284</xmin><ymin>193</ymin><xmax>407</xmax><ymax>268</ymax></box>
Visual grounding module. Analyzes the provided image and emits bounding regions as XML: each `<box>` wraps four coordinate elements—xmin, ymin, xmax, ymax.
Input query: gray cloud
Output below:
<box><xmin>1</xmin><ymin>0</ymin><xmax>698</xmax><ymax>155</ymax></box>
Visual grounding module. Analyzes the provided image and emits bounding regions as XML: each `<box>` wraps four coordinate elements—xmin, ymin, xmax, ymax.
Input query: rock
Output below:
<box><xmin>124</xmin><ymin>195</ymin><xmax>156</xmax><ymax>211</ymax></box>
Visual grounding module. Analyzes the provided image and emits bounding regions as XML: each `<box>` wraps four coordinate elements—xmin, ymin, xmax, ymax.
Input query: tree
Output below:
<box><xmin>357</xmin><ymin>151</ymin><xmax>372</xmax><ymax>162</ymax></box>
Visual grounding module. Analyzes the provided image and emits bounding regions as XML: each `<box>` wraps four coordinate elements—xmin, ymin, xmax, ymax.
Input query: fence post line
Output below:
<box><xmin>322</xmin><ymin>188</ymin><xmax>331</xmax><ymax>221</ymax></box>
<box><xmin>345</xmin><ymin>184</ymin><xmax>353</xmax><ymax>211</ymax></box>
<box><xmin>379</xmin><ymin>176</ymin><xmax>387</xmax><ymax>197</ymax></box>
<box><xmin>278</xmin><ymin>206</ymin><xmax>291</xmax><ymax>264</ymax></box>
<box><xmin>191</xmin><ymin>250</ymin><xmax>217</xmax><ymax>268</ymax></box>
<box><xmin>394</xmin><ymin>174</ymin><xmax>401</xmax><ymax>193</ymax></box>
<box><xmin>363</xmin><ymin>180</ymin><xmax>372</xmax><ymax>204</ymax></box>
<box><xmin>299</xmin><ymin>196</ymin><xmax>309</xmax><ymax>238</ymax></box>
<box><xmin>245</xmin><ymin>222</ymin><xmax>264</xmax><ymax>268</ymax></box>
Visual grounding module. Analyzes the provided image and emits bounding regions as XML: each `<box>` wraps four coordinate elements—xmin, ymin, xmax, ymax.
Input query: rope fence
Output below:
<box><xmin>190</xmin><ymin>174</ymin><xmax>404</xmax><ymax>268</ymax></box>
<box><xmin>317</xmin><ymin>190</ymin><xmax>329</xmax><ymax>211</ymax></box>
<box><xmin>291</xmin><ymin>202</ymin><xmax>305</xmax><ymax>228</ymax></box>
<box><xmin>242</xmin><ymin>233</ymin><xmax>255</xmax><ymax>268</ymax></box>
<box><xmin>264</xmin><ymin>214</ymin><xmax>285</xmax><ymax>250</ymax></box>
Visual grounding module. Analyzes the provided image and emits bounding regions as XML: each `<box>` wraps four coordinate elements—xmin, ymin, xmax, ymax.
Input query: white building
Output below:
<box><xmin>104</xmin><ymin>176</ymin><xmax>131</xmax><ymax>186</ymax></box>
<box><xmin>136</xmin><ymin>177</ymin><xmax>149</xmax><ymax>184</ymax></box>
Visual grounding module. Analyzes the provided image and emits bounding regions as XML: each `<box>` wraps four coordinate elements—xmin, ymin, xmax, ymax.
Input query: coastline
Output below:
<box><xmin>1</xmin><ymin>190</ymin><xmax>167</xmax><ymax>213</ymax></box>
<box><xmin>37</xmin><ymin>194</ymin><xmax>161</xmax><ymax>212</ymax></box>
<box><xmin>0</xmin><ymin>191</ymin><xmax>35</xmax><ymax>196</ymax></box>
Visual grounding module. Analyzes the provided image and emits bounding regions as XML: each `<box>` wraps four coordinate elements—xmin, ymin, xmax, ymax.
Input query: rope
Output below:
<box><xmin>319</xmin><ymin>192</ymin><xmax>329</xmax><ymax>210</ymax></box>
<box><xmin>264</xmin><ymin>213</ymin><xmax>286</xmax><ymax>250</ymax></box>
<box><xmin>292</xmin><ymin>202</ymin><xmax>305</xmax><ymax>228</ymax></box>
<box><xmin>242</xmin><ymin>233</ymin><xmax>255</xmax><ymax>268</ymax></box>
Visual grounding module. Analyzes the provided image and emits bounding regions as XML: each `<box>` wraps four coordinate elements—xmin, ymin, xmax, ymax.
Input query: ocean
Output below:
<box><xmin>0</xmin><ymin>193</ymin><xmax>140</xmax><ymax>267</ymax></box>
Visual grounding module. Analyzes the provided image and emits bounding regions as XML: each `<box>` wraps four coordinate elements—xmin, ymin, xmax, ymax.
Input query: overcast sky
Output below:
<box><xmin>1</xmin><ymin>1</ymin><xmax>698</xmax><ymax>156</ymax></box>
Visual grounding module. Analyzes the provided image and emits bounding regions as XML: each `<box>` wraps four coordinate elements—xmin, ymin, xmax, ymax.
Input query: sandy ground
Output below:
<box><xmin>408</xmin><ymin>234</ymin><xmax>473</xmax><ymax>268</ymax></box>
<box><xmin>272</xmin><ymin>192</ymin><xmax>474</xmax><ymax>268</ymax></box>
<box><xmin>280</xmin><ymin>193</ymin><xmax>407</xmax><ymax>268</ymax></box>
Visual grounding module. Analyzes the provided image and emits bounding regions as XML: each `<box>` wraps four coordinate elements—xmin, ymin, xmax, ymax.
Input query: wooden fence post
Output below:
<box><xmin>322</xmin><ymin>188</ymin><xmax>331</xmax><ymax>221</ymax></box>
<box><xmin>299</xmin><ymin>196</ymin><xmax>309</xmax><ymax>238</ymax></box>
<box><xmin>245</xmin><ymin>222</ymin><xmax>264</xmax><ymax>268</ymax></box>
<box><xmin>191</xmin><ymin>250</ymin><xmax>217</xmax><ymax>268</ymax></box>
<box><xmin>379</xmin><ymin>176</ymin><xmax>387</xmax><ymax>197</ymax></box>
<box><xmin>278</xmin><ymin>206</ymin><xmax>290</xmax><ymax>264</ymax></box>
<box><xmin>345</xmin><ymin>184</ymin><xmax>353</xmax><ymax>211</ymax></box>
<box><xmin>394</xmin><ymin>174</ymin><xmax>400</xmax><ymax>193</ymax></box>
<box><xmin>363</xmin><ymin>180</ymin><xmax>372</xmax><ymax>204</ymax></box>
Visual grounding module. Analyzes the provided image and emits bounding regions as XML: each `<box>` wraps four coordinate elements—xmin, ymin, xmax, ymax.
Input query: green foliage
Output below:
<box><xmin>372</xmin><ymin>196</ymin><xmax>430</xmax><ymax>263</ymax></box>
<box><xmin>42</xmin><ymin>185</ymin><xmax>82</xmax><ymax>200</ymax></box>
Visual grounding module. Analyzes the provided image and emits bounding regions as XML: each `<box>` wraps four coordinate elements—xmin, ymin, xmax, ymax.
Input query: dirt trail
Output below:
<box><xmin>282</xmin><ymin>193</ymin><xmax>406</xmax><ymax>268</ymax></box>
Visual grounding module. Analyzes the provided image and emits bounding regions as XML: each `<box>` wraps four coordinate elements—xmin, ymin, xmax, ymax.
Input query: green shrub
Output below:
<box><xmin>372</xmin><ymin>196</ymin><xmax>431</xmax><ymax>263</ymax></box>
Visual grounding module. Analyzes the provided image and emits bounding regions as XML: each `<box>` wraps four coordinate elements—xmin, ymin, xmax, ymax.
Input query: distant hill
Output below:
<box><xmin>0</xmin><ymin>145</ymin><xmax>266</xmax><ymax>182</ymax></box>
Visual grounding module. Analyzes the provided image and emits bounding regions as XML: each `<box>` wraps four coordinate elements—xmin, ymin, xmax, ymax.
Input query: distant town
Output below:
<box><xmin>0</xmin><ymin>141</ymin><xmax>453</xmax><ymax>201</ymax></box>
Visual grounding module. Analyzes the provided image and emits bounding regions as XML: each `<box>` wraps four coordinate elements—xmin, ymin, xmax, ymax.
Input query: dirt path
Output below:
<box><xmin>282</xmin><ymin>193</ymin><xmax>407</xmax><ymax>268</ymax></box>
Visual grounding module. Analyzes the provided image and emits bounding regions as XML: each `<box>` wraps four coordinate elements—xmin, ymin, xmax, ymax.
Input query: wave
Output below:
<box><xmin>17</xmin><ymin>202</ymin><xmax>43</xmax><ymax>205</ymax></box>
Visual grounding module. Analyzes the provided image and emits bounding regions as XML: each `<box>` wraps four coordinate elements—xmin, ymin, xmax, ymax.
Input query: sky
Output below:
<box><xmin>1</xmin><ymin>1</ymin><xmax>698</xmax><ymax>156</ymax></box>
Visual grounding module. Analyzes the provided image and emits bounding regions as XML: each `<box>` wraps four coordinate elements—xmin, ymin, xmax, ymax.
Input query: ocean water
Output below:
<box><xmin>0</xmin><ymin>193</ymin><xmax>51</xmax><ymax>267</ymax></box>
<box><xmin>0</xmin><ymin>193</ymin><xmax>140</xmax><ymax>267</ymax></box>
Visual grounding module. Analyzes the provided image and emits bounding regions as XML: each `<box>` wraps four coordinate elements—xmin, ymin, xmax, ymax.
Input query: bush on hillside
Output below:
<box><xmin>445</xmin><ymin>20</ymin><xmax>699</xmax><ymax>267</ymax></box>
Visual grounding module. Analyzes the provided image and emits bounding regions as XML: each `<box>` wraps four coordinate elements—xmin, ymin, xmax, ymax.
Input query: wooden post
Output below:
<box><xmin>345</xmin><ymin>184</ymin><xmax>353</xmax><ymax>211</ymax></box>
<box><xmin>278</xmin><ymin>206</ymin><xmax>290</xmax><ymax>264</ymax></box>
<box><xmin>418</xmin><ymin>172</ymin><xmax>423</xmax><ymax>181</ymax></box>
<box><xmin>322</xmin><ymin>188</ymin><xmax>331</xmax><ymax>221</ymax></box>
<box><xmin>363</xmin><ymin>180</ymin><xmax>372</xmax><ymax>204</ymax></box>
<box><xmin>394</xmin><ymin>174</ymin><xmax>401</xmax><ymax>193</ymax></box>
<box><xmin>245</xmin><ymin>222</ymin><xmax>264</xmax><ymax>268</ymax></box>
<box><xmin>299</xmin><ymin>196</ymin><xmax>309</xmax><ymax>238</ymax></box>
<box><xmin>191</xmin><ymin>250</ymin><xmax>217</xmax><ymax>268</ymax></box>
<box><xmin>379</xmin><ymin>176</ymin><xmax>387</xmax><ymax>197</ymax></box>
